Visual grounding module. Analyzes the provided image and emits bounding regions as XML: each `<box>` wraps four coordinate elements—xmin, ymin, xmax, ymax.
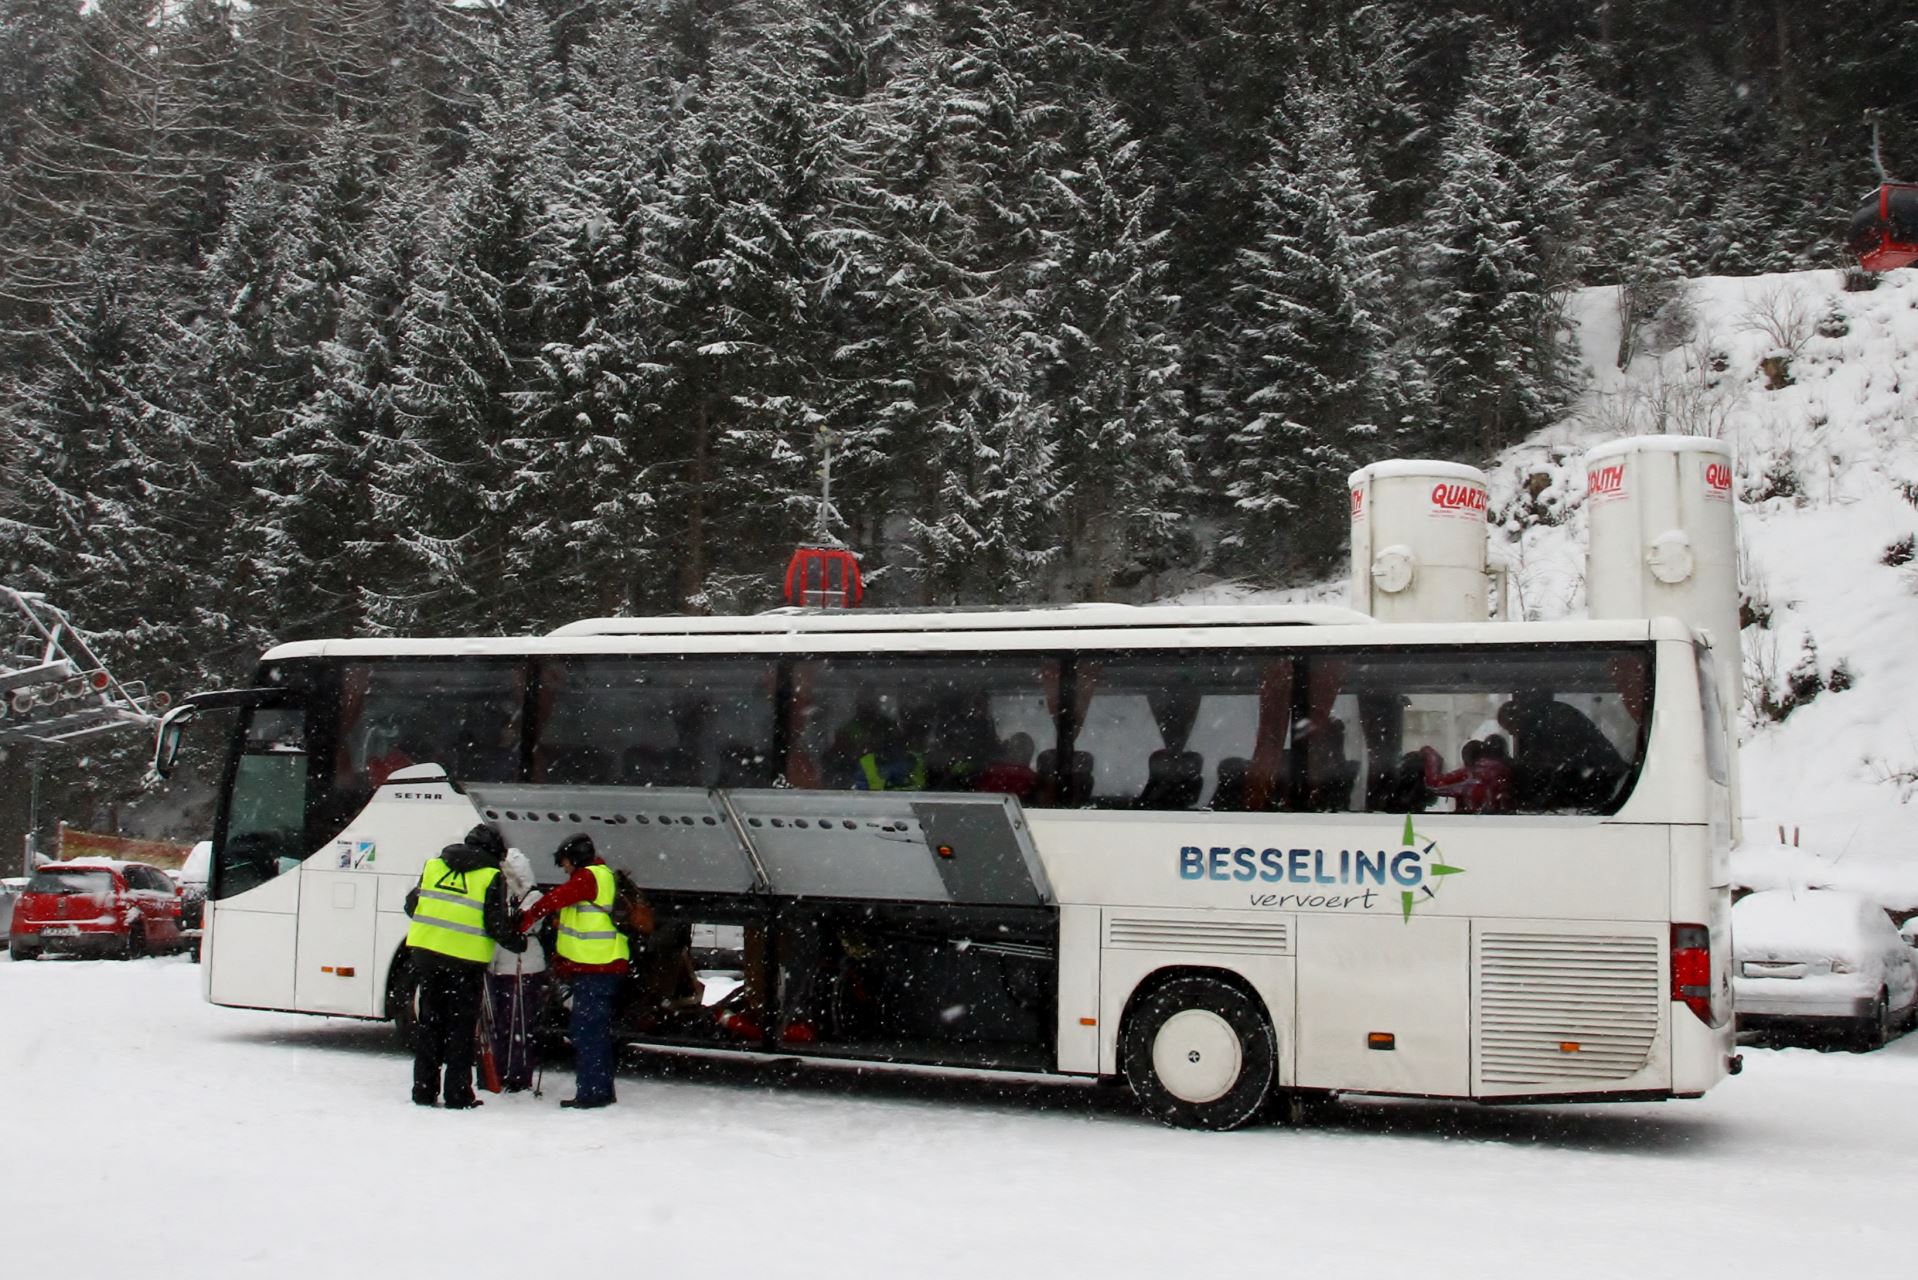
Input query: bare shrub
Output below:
<box><xmin>1614</xmin><ymin>278</ymin><xmax>1692</xmax><ymax>369</ymax></box>
<box><xmin>1745</xmin><ymin>632</ymin><xmax>1826</xmax><ymax>725</ymax></box>
<box><xmin>1883</xmin><ymin>534</ymin><xmax>1915</xmax><ymax>567</ymax></box>
<box><xmin>1737</xmin><ymin>281</ymin><xmax>1814</xmax><ymax>359</ymax></box>
<box><xmin>1843</xmin><ymin>267</ymin><xmax>1881</xmax><ymax>294</ymax></box>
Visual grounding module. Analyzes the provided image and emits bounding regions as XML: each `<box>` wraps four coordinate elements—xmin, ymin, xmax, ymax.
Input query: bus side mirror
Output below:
<box><xmin>149</xmin><ymin>704</ymin><xmax>198</xmax><ymax>782</ymax></box>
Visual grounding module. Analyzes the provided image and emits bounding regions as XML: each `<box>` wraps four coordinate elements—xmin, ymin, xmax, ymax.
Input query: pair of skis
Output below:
<box><xmin>476</xmin><ymin>955</ymin><xmax>531</xmax><ymax>1094</ymax></box>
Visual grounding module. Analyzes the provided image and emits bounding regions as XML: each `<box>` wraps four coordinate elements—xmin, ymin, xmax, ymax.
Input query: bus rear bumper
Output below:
<box><xmin>1670</xmin><ymin>1001</ymin><xmax>1737</xmax><ymax>1095</ymax></box>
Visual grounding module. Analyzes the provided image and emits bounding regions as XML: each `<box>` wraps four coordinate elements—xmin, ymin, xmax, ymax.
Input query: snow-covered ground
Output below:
<box><xmin>0</xmin><ymin>953</ymin><xmax>1907</xmax><ymax>1277</ymax></box>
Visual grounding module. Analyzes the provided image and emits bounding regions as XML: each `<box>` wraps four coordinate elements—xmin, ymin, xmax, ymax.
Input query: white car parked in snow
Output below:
<box><xmin>0</xmin><ymin>876</ymin><xmax>24</xmax><ymax>945</ymax></box>
<box><xmin>1734</xmin><ymin>889</ymin><xmax>1918</xmax><ymax>1049</ymax></box>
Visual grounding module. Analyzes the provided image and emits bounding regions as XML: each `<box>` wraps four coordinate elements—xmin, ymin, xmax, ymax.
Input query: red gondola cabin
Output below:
<box><xmin>783</xmin><ymin>546</ymin><xmax>864</xmax><ymax>608</ymax></box>
<box><xmin>1848</xmin><ymin>183</ymin><xmax>1918</xmax><ymax>272</ymax></box>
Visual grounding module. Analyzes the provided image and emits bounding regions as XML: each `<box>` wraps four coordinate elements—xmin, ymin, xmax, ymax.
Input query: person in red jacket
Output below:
<box><xmin>518</xmin><ymin>835</ymin><xmax>630</xmax><ymax>1109</ymax></box>
<box><xmin>1427</xmin><ymin>737</ymin><xmax>1515</xmax><ymax>814</ymax></box>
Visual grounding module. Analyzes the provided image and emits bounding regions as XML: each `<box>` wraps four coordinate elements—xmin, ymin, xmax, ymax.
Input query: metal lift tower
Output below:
<box><xmin>0</xmin><ymin>586</ymin><xmax>170</xmax><ymax>870</ymax></box>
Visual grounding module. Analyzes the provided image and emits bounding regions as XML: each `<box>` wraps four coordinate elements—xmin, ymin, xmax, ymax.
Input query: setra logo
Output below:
<box><xmin>1429</xmin><ymin>483</ymin><xmax>1487</xmax><ymax>514</ymax></box>
<box><xmin>1704</xmin><ymin>461</ymin><xmax>1732</xmax><ymax>499</ymax></box>
<box><xmin>1350</xmin><ymin>488</ymin><xmax>1366</xmax><ymax>519</ymax></box>
<box><xmin>1588</xmin><ymin>463</ymin><xmax>1626</xmax><ymax>500</ymax></box>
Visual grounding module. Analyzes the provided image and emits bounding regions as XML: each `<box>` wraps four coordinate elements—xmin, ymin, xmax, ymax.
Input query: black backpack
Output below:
<box><xmin>609</xmin><ymin>867</ymin><xmax>655</xmax><ymax>944</ymax></box>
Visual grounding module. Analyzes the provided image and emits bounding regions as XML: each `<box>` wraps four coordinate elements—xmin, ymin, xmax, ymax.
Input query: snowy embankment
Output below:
<box><xmin>1187</xmin><ymin>267</ymin><xmax>1918</xmax><ymax>908</ymax></box>
<box><xmin>0</xmin><ymin>954</ymin><xmax>1910</xmax><ymax>1277</ymax></box>
<box><xmin>1507</xmin><ymin>267</ymin><xmax>1918</xmax><ymax>907</ymax></box>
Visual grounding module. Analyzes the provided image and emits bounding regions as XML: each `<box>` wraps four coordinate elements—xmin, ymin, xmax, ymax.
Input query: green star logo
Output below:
<box><xmin>1398</xmin><ymin>813</ymin><xmax>1465</xmax><ymax>920</ymax></box>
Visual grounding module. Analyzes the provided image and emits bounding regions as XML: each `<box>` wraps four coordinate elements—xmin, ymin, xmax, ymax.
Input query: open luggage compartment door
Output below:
<box><xmin>464</xmin><ymin>785</ymin><xmax>1051</xmax><ymax>907</ymax></box>
<box><xmin>464</xmin><ymin>785</ymin><xmax>764</xmax><ymax>894</ymax></box>
<box><xmin>732</xmin><ymin>791</ymin><xmax>1051</xmax><ymax>907</ymax></box>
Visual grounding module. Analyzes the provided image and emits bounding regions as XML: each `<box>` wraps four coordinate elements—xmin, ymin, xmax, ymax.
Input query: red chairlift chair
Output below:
<box><xmin>783</xmin><ymin>545</ymin><xmax>864</xmax><ymax>608</ymax></box>
<box><xmin>1847</xmin><ymin>182</ymin><xmax>1918</xmax><ymax>272</ymax></box>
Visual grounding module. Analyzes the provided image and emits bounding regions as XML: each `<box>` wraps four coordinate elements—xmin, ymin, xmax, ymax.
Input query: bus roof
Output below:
<box><xmin>257</xmin><ymin>612</ymin><xmax>1696</xmax><ymax>664</ymax></box>
<box><xmin>547</xmin><ymin>603</ymin><xmax>1373</xmax><ymax>637</ymax></box>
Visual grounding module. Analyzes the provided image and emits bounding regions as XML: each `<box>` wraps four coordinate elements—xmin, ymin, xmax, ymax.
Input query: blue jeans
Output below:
<box><xmin>568</xmin><ymin>973</ymin><xmax>622</xmax><ymax>1103</ymax></box>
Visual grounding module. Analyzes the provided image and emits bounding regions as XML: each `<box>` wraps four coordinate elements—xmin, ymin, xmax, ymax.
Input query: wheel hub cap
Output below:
<box><xmin>1152</xmin><ymin>1009</ymin><xmax>1243</xmax><ymax>1104</ymax></box>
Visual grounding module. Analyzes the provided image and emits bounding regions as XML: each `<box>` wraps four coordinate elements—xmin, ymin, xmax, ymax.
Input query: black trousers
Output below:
<box><xmin>413</xmin><ymin>961</ymin><xmax>486</xmax><ymax>1104</ymax></box>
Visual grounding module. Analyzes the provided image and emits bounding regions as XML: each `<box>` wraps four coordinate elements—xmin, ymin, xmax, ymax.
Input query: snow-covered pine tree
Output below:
<box><xmin>1416</xmin><ymin>33</ymin><xmax>1575</xmax><ymax>456</ymax></box>
<box><xmin>246</xmin><ymin>127</ymin><xmax>384</xmax><ymax>642</ymax></box>
<box><xmin>302</xmin><ymin>154</ymin><xmax>440</xmax><ymax>638</ymax></box>
<box><xmin>0</xmin><ymin>257</ymin><xmax>209</xmax><ymax>682</ymax></box>
<box><xmin>0</xmin><ymin>0</ymin><xmax>167</xmax><ymax>327</ymax></box>
<box><xmin>1034</xmin><ymin>99</ymin><xmax>1190</xmax><ymax>600</ymax></box>
<box><xmin>384</xmin><ymin>11</ymin><xmax>563</xmax><ymax>634</ymax></box>
<box><xmin>150</xmin><ymin>0</ymin><xmax>256</xmax><ymax>271</ymax></box>
<box><xmin>167</xmin><ymin>164</ymin><xmax>306</xmax><ymax>661</ymax></box>
<box><xmin>905</xmin><ymin>336</ymin><xmax>1060</xmax><ymax>605</ymax></box>
<box><xmin>613</xmin><ymin>39</ymin><xmax>820</xmax><ymax>613</ymax></box>
<box><xmin>502</xmin><ymin>19</ymin><xmax>670</xmax><ymax>626</ymax></box>
<box><xmin>1210</xmin><ymin>86</ymin><xmax>1396</xmax><ymax>577</ymax></box>
<box><xmin>874</xmin><ymin>0</ymin><xmax>1076</xmax><ymax>601</ymax></box>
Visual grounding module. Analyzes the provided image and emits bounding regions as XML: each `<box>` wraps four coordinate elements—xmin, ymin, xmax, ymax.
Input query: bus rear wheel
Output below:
<box><xmin>1121</xmin><ymin>974</ymin><xmax>1276</xmax><ymax>1131</ymax></box>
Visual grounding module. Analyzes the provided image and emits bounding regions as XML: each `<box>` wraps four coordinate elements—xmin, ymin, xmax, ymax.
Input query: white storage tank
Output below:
<box><xmin>1583</xmin><ymin>436</ymin><xmax>1741</xmax><ymax>829</ymax></box>
<box><xmin>1348</xmin><ymin>461</ymin><xmax>1491</xmax><ymax>623</ymax></box>
<box><xmin>1583</xmin><ymin>436</ymin><xmax>1740</xmax><ymax>697</ymax></box>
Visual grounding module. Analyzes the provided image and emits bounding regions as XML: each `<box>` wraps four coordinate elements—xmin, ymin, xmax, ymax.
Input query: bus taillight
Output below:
<box><xmin>1672</xmin><ymin>923</ymin><xmax>1713</xmax><ymax>1024</ymax></box>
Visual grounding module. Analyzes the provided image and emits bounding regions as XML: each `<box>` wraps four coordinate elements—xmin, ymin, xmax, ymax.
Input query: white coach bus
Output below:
<box><xmin>153</xmin><ymin>604</ymin><xmax>1737</xmax><ymax>1129</ymax></box>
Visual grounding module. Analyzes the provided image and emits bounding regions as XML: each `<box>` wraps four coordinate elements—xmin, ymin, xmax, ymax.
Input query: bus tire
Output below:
<box><xmin>1121</xmin><ymin>974</ymin><xmax>1276</xmax><ymax>1131</ymax></box>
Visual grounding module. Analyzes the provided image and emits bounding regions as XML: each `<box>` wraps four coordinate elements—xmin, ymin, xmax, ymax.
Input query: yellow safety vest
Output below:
<box><xmin>406</xmin><ymin>858</ymin><xmax>500</xmax><ymax>964</ymax></box>
<box><xmin>858</xmin><ymin>751</ymin><xmax>927</xmax><ymax>791</ymax></box>
<box><xmin>555</xmin><ymin>864</ymin><xmax>631</xmax><ymax>967</ymax></box>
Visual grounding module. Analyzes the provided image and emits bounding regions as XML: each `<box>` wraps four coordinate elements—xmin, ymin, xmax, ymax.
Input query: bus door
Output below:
<box><xmin>206</xmin><ymin>703</ymin><xmax>308</xmax><ymax>1012</ymax></box>
<box><xmin>293</xmin><ymin>852</ymin><xmax>379</xmax><ymax>1016</ymax></box>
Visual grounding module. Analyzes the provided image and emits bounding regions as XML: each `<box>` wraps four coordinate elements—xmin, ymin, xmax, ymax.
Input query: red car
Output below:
<box><xmin>8</xmin><ymin>859</ymin><xmax>187</xmax><ymax>961</ymax></box>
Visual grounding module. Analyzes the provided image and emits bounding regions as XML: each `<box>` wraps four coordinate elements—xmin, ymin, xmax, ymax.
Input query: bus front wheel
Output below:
<box><xmin>1121</xmin><ymin>974</ymin><xmax>1276</xmax><ymax>1131</ymax></box>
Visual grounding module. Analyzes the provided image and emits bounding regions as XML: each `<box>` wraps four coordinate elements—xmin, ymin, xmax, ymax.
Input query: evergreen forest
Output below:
<box><xmin>1</xmin><ymin>0</ymin><xmax>1912</xmax><ymax>709</ymax></box>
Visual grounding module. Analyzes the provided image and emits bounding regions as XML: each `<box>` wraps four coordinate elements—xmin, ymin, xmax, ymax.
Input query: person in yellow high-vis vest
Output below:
<box><xmin>403</xmin><ymin>823</ymin><xmax>525</xmax><ymax>1108</ymax></box>
<box><xmin>517</xmin><ymin>834</ymin><xmax>633</xmax><ymax>1108</ymax></box>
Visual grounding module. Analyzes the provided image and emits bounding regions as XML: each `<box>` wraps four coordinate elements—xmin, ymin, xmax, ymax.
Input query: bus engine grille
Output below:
<box><xmin>1477</xmin><ymin>932</ymin><xmax>1660</xmax><ymax>1084</ymax></box>
<box><xmin>1105</xmin><ymin>916</ymin><xmax>1290</xmax><ymax>955</ymax></box>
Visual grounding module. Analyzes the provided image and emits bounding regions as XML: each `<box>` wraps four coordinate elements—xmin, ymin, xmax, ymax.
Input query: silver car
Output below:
<box><xmin>1734</xmin><ymin>889</ymin><xmax>1918</xmax><ymax>1050</ymax></box>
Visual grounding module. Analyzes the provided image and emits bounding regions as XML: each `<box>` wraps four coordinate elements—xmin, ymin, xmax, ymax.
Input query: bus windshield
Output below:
<box><xmin>216</xmin><ymin>706</ymin><xmax>309</xmax><ymax>899</ymax></box>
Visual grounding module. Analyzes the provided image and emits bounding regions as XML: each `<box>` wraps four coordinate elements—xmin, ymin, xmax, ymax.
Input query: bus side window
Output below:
<box><xmin>1074</xmin><ymin>654</ymin><xmax>1280</xmax><ymax>812</ymax></box>
<box><xmin>787</xmin><ymin>657</ymin><xmax>1060</xmax><ymax>799</ymax></box>
<box><xmin>1306</xmin><ymin>647</ymin><xmax>1654</xmax><ymax>817</ymax></box>
<box><xmin>533</xmin><ymin>659</ymin><xmax>776</xmax><ymax>790</ymax></box>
